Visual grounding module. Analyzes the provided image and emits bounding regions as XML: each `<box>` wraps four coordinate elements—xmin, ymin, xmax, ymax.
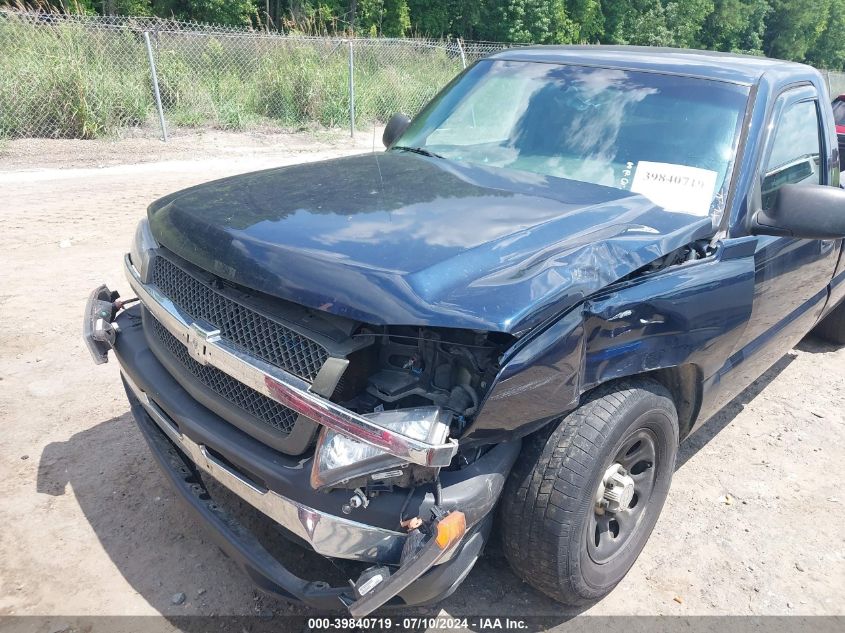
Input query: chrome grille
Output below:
<box><xmin>150</xmin><ymin>317</ymin><xmax>298</xmax><ymax>436</ymax></box>
<box><xmin>150</xmin><ymin>255</ymin><xmax>329</xmax><ymax>382</ymax></box>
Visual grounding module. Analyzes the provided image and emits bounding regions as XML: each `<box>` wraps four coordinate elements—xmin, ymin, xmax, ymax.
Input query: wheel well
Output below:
<box><xmin>644</xmin><ymin>364</ymin><xmax>701</xmax><ymax>439</ymax></box>
<box><xmin>578</xmin><ymin>365</ymin><xmax>702</xmax><ymax>440</ymax></box>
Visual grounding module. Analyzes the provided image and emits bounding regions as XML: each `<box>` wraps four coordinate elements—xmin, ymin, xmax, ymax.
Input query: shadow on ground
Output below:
<box><xmin>794</xmin><ymin>332</ymin><xmax>841</xmax><ymax>354</ymax></box>
<box><xmin>34</xmin><ymin>342</ymin><xmax>808</xmax><ymax>630</ymax></box>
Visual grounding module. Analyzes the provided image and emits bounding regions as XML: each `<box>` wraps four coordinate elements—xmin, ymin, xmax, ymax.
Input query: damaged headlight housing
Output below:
<box><xmin>129</xmin><ymin>217</ymin><xmax>158</xmax><ymax>282</ymax></box>
<box><xmin>310</xmin><ymin>407</ymin><xmax>450</xmax><ymax>490</ymax></box>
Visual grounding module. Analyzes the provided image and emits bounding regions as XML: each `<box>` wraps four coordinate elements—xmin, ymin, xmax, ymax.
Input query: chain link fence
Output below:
<box><xmin>823</xmin><ymin>70</ymin><xmax>845</xmax><ymax>98</ymax></box>
<box><xmin>0</xmin><ymin>9</ymin><xmax>509</xmax><ymax>141</ymax></box>
<box><xmin>10</xmin><ymin>9</ymin><xmax>844</xmax><ymax>143</ymax></box>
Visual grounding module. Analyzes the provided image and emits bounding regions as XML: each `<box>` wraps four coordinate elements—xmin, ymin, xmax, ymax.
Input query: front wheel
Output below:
<box><xmin>500</xmin><ymin>379</ymin><xmax>678</xmax><ymax>605</ymax></box>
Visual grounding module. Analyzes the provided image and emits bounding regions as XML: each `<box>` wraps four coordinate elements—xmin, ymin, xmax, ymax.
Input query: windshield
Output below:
<box><xmin>393</xmin><ymin>60</ymin><xmax>749</xmax><ymax>220</ymax></box>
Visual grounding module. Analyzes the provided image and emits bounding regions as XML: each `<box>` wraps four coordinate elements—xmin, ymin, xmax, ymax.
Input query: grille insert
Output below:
<box><xmin>150</xmin><ymin>256</ymin><xmax>329</xmax><ymax>382</ymax></box>
<box><xmin>150</xmin><ymin>317</ymin><xmax>298</xmax><ymax>436</ymax></box>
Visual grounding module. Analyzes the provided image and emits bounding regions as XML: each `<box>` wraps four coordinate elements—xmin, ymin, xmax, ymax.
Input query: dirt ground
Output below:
<box><xmin>1</xmin><ymin>130</ymin><xmax>844</xmax><ymax>628</ymax></box>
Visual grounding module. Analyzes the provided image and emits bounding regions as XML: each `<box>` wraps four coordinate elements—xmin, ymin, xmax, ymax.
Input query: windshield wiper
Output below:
<box><xmin>391</xmin><ymin>145</ymin><xmax>444</xmax><ymax>159</ymax></box>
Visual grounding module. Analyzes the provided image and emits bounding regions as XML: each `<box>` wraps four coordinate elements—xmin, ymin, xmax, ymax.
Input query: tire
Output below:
<box><xmin>500</xmin><ymin>379</ymin><xmax>678</xmax><ymax>605</ymax></box>
<box><xmin>813</xmin><ymin>300</ymin><xmax>845</xmax><ymax>344</ymax></box>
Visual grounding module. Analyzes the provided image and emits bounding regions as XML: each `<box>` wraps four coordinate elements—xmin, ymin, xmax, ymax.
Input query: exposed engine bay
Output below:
<box><xmin>316</xmin><ymin>325</ymin><xmax>514</xmax><ymax>494</ymax></box>
<box><xmin>339</xmin><ymin>327</ymin><xmax>511</xmax><ymax>428</ymax></box>
<box><xmin>126</xmin><ymin>246</ymin><xmax>518</xmax><ymax>496</ymax></box>
<box><xmin>313</xmin><ymin>237</ymin><xmax>716</xmax><ymax>495</ymax></box>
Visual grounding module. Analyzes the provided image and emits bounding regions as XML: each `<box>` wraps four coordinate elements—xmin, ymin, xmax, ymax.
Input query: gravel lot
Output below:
<box><xmin>1</xmin><ymin>131</ymin><xmax>844</xmax><ymax>627</ymax></box>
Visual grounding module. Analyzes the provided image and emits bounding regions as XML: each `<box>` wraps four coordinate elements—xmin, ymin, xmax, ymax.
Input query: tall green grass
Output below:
<box><xmin>0</xmin><ymin>19</ymin><xmax>152</xmax><ymax>138</ymax></box>
<box><xmin>0</xmin><ymin>16</ymin><xmax>464</xmax><ymax>138</ymax></box>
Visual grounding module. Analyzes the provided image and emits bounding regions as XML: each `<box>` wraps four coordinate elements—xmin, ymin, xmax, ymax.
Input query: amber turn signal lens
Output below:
<box><xmin>434</xmin><ymin>511</ymin><xmax>466</xmax><ymax>549</ymax></box>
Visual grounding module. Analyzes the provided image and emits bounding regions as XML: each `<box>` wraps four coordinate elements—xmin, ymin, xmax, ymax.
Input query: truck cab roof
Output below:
<box><xmin>488</xmin><ymin>45</ymin><xmax>819</xmax><ymax>88</ymax></box>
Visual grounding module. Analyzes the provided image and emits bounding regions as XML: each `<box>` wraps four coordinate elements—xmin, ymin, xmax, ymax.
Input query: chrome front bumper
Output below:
<box><xmin>124</xmin><ymin>371</ymin><xmax>482</xmax><ymax>615</ymax></box>
<box><xmin>86</xmin><ymin>266</ymin><xmax>522</xmax><ymax>612</ymax></box>
<box><xmin>123</xmin><ymin>255</ymin><xmax>458</xmax><ymax>468</ymax></box>
<box><xmin>122</xmin><ymin>369</ymin><xmax>407</xmax><ymax>564</ymax></box>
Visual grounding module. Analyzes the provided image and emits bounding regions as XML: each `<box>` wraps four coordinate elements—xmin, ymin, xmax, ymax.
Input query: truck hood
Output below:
<box><xmin>148</xmin><ymin>152</ymin><xmax>713</xmax><ymax>334</ymax></box>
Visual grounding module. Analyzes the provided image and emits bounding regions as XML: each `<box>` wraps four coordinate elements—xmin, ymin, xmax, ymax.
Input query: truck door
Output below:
<box><xmin>727</xmin><ymin>85</ymin><xmax>841</xmax><ymax>386</ymax></box>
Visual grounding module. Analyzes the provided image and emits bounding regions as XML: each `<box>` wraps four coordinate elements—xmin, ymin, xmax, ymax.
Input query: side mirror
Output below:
<box><xmin>382</xmin><ymin>113</ymin><xmax>411</xmax><ymax>148</ymax></box>
<box><xmin>751</xmin><ymin>183</ymin><xmax>845</xmax><ymax>239</ymax></box>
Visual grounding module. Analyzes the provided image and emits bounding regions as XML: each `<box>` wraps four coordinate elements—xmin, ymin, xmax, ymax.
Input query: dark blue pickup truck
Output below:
<box><xmin>85</xmin><ymin>47</ymin><xmax>845</xmax><ymax>614</ymax></box>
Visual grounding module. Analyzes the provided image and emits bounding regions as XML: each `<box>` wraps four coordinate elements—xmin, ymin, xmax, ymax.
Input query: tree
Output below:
<box><xmin>151</xmin><ymin>0</ymin><xmax>255</xmax><ymax>25</ymax></box>
<box><xmin>739</xmin><ymin>0</ymin><xmax>771</xmax><ymax>53</ymax></box>
<box><xmin>807</xmin><ymin>0</ymin><xmax>845</xmax><ymax>69</ymax></box>
<box><xmin>407</xmin><ymin>0</ymin><xmax>485</xmax><ymax>39</ymax></box>
<box><xmin>15</xmin><ymin>0</ymin><xmax>845</xmax><ymax>69</ymax></box>
<box><xmin>599</xmin><ymin>0</ymin><xmax>712</xmax><ymax>47</ymax></box>
<box><xmin>764</xmin><ymin>0</ymin><xmax>830</xmax><ymax>61</ymax></box>
<box><xmin>665</xmin><ymin>0</ymin><xmax>714</xmax><ymax>48</ymax></box>
<box><xmin>479</xmin><ymin>0</ymin><xmax>575</xmax><ymax>44</ymax></box>
<box><xmin>700</xmin><ymin>0</ymin><xmax>771</xmax><ymax>54</ymax></box>
<box><xmin>602</xmin><ymin>0</ymin><xmax>671</xmax><ymax>46</ymax></box>
<box><xmin>358</xmin><ymin>0</ymin><xmax>411</xmax><ymax>36</ymax></box>
<box><xmin>103</xmin><ymin>0</ymin><xmax>153</xmax><ymax>15</ymax></box>
<box><xmin>383</xmin><ymin>0</ymin><xmax>411</xmax><ymax>35</ymax></box>
<box><xmin>566</xmin><ymin>0</ymin><xmax>602</xmax><ymax>42</ymax></box>
<box><xmin>407</xmin><ymin>0</ymin><xmax>449</xmax><ymax>36</ymax></box>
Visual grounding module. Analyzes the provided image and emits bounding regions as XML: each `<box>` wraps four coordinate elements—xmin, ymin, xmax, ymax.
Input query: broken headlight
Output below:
<box><xmin>129</xmin><ymin>217</ymin><xmax>158</xmax><ymax>283</ymax></box>
<box><xmin>310</xmin><ymin>407</ymin><xmax>450</xmax><ymax>491</ymax></box>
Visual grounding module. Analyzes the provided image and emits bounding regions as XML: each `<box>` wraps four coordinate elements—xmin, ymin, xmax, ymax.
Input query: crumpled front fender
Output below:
<box><xmin>462</xmin><ymin>237</ymin><xmax>758</xmax><ymax>445</ymax></box>
<box><xmin>463</xmin><ymin>307</ymin><xmax>585</xmax><ymax>443</ymax></box>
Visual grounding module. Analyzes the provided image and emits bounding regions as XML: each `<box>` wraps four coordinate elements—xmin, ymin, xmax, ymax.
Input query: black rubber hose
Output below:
<box><xmin>399</xmin><ymin>486</ymin><xmax>415</xmax><ymax>523</ymax></box>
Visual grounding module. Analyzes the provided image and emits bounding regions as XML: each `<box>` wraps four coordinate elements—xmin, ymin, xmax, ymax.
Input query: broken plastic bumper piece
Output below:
<box><xmin>83</xmin><ymin>284</ymin><xmax>120</xmax><ymax>364</ymax></box>
<box><xmin>343</xmin><ymin>510</ymin><xmax>467</xmax><ymax>616</ymax></box>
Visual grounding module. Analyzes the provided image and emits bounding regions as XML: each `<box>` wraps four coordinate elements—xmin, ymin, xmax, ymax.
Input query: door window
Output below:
<box><xmin>762</xmin><ymin>99</ymin><xmax>823</xmax><ymax>210</ymax></box>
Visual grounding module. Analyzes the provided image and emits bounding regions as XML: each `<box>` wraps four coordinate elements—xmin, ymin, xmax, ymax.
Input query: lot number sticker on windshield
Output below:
<box><xmin>630</xmin><ymin>161</ymin><xmax>718</xmax><ymax>216</ymax></box>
